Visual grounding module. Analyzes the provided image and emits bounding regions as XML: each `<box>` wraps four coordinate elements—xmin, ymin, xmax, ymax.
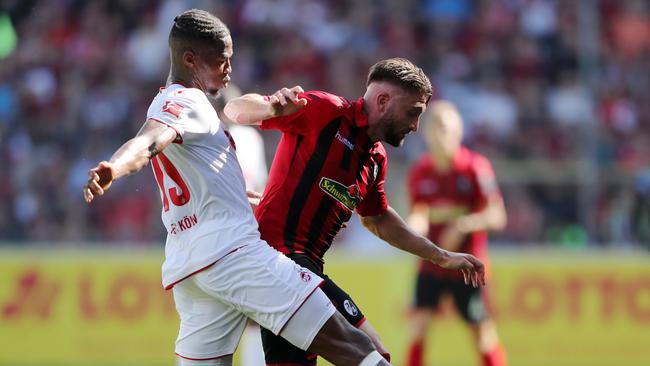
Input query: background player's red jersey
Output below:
<box><xmin>256</xmin><ymin>91</ymin><xmax>388</xmax><ymax>268</ymax></box>
<box><xmin>408</xmin><ymin>146</ymin><xmax>501</xmax><ymax>280</ymax></box>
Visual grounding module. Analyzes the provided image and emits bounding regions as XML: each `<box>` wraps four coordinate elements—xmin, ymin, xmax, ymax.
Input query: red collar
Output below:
<box><xmin>354</xmin><ymin>98</ymin><xmax>369</xmax><ymax>128</ymax></box>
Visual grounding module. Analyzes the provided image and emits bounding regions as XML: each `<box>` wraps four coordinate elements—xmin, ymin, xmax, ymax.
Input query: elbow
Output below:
<box><xmin>490</xmin><ymin>210</ymin><xmax>507</xmax><ymax>231</ymax></box>
<box><xmin>223</xmin><ymin>101</ymin><xmax>243</xmax><ymax>125</ymax></box>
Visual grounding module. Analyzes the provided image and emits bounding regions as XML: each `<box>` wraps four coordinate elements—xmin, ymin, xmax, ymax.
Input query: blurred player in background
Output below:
<box><xmin>405</xmin><ymin>101</ymin><xmax>507</xmax><ymax>366</ymax></box>
<box><xmin>215</xmin><ymin>85</ymin><xmax>268</xmax><ymax>366</ymax></box>
<box><xmin>225</xmin><ymin>58</ymin><xmax>486</xmax><ymax>366</ymax></box>
<box><xmin>83</xmin><ymin>9</ymin><xmax>392</xmax><ymax>366</ymax></box>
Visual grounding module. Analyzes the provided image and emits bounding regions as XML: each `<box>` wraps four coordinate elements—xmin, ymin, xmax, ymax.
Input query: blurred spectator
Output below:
<box><xmin>0</xmin><ymin>0</ymin><xmax>648</xmax><ymax>248</ymax></box>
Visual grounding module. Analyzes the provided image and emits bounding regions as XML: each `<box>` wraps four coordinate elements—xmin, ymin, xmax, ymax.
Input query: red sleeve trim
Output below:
<box><xmin>354</xmin><ymin>316</ymin><xmax>367</xmax><ymax>328</ymax></box>
<box><xmin>276</xmin><ymin>279</ymin><xmax>326</xmax><ymax>335</ymax></box>
<box><xmin>163</xmin><ymin>246</ymin><xmax>245</xmax><ymax>290</ymax></box>
<box><xmin>148</xmin><ymin>117</ymin><xmax>183</xmax><ymax>144</ymax></box>
<box><xmin>176</xmin><ymin>352</ymin><xmax>233</xmax><ymax>361</ymax></box>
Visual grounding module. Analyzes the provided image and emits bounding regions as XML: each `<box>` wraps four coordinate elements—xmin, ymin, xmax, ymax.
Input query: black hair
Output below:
<box><xmin>367</xmin><ymin>58</ymin><xmax>432</xmax><ymax>98</ymax></box>
<box><xmin>168</xmin><ymin>9</ymin><xmax>230</xmax><ymax>52</ymax></box>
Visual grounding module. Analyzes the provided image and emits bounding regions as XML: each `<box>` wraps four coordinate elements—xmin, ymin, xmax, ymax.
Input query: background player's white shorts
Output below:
<box><xmin>173</xmin><ymin>240</ymin><xmax>334</xmax><ymax>361</ymax></box>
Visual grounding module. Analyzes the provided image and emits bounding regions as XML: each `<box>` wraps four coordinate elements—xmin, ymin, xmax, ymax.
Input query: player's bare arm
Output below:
<box><xmin>223</xmin><ymin>85</ymin><xmax>307</xmax><ymax>125</ymax></box>
<box><xmin>438</xmin><ymin>195</ymin><xmax>508</xmax><ymax>251</ymax></box>
<box><xmin>360</xmin><ymin>206</ymin><xmax>486</xmax><ymax>287</ymax></box>
<box><xmin>455</xmin><ymin>195</ymin><xmax>507</xmax><ymax>234</ymax></box>
<box><xmin>406</xmin><ymin>203</ymin><xmax>430</xmax><ymax>236</ymax></box>
<box><xmin>83</xmin><ymin>120</ymin><xmax>177</xmax><ymax>203</ymax></box>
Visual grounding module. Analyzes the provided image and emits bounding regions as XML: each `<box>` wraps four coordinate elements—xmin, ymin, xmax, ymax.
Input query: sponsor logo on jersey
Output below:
<box><xmin>162</xmin><ymin>101</ymin><xmax>184</xmax><ymax>119</ymax></box>
<box><xmin>343</xmin><ymin>299</ymin><xmax>359</xmax><ymax>316</ymax></box>
<box><xmin>335</xmin><ymin>131</ymin><xmax>354</xmax><ymax>150</ymax></box>
<box><xmin>319</xmin><ymin>177</ymin><xmax>361</xmax><ymax>211</ymax></box>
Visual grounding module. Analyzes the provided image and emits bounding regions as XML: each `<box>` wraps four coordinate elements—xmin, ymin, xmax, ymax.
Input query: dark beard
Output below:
<box><xmin>381</xmin><ymin>116</ymin><xmax>405</xmax><ymax>147</ymax></box>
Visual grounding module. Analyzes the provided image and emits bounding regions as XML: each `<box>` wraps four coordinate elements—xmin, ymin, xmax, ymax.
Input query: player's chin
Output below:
<box><xmin>385</xmin><ymin>134</ymin><xmax>406</xmax><ymax>147</ymax></box>
<box><xmin>206</xmin><ymin>88</ymin><xmax>221</xmax><ymax>98</ymax></box>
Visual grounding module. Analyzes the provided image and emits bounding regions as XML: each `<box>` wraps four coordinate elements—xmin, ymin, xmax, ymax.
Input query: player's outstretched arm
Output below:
<box><xmin>83</xmin><ymin>120</ymin><xmax>177</xmax><ymax>203</ymax></box>
<box><xmin>223</xmin><ymin>86</ymin><xmax>307</xmax><ymax>125</ymax></box>
<box><xmin>360</xmin><ymin>206</ymin><xmax>486</xmax><ymax>287</ymax></box>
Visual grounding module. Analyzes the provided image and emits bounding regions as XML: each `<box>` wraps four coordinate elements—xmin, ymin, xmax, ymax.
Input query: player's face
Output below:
<box><xmin>195</xmin><ymin>35</ymin><xmax>233</xmax><ymax>97</ymax></box>
<box><xmin>428</xmin><ymin>108</ymin><xmax>463</xmax><ymax>157</ymax></box>
<box><xmin>377</xmin><ymin>91</ymin><xmax>428</xmax><ymax>147</ymax></box>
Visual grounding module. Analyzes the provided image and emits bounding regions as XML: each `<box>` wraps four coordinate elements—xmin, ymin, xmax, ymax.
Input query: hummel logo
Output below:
<box><xmin>335</xmin><ymin>131</ymin><xmax>354</xmax><ymax>150</ymax></box>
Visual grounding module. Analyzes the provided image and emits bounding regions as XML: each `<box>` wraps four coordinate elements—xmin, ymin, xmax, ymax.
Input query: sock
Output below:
<box><xmin>481</xmin><ymin>343</ymin><xmax>507</xmax><ymax>366</ymax></box>
<box><xmin>359</xmin><ymin>350</ymin><xmax>384</xmax><ymax>366</ymax></box>
<box><xmin>406</xmin><ymin>340</ymin><xmax>423</xmax><ymax>366</ymax></box>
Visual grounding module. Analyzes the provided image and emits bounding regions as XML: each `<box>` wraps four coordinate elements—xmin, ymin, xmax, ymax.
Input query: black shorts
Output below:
<box><xmin>261</xmin><ymin>253</ymin><xmax>365</xmax><ymax>365</ymax></box>
<box><xmin>414</xmin><ymin>271</ymin><xmax>488</xmax><ymax>324</ymax></box>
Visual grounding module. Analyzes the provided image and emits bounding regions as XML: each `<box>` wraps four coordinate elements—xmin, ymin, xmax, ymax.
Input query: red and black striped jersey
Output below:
<box><xmin>256</xmin><ymin>91</ymin><xmax>389</xmax><ymax>268</ymax></box>
<box><xmin>408</xmin><ymin>147</ymin><xmax>501</xmax><ymax>279</ymax></box>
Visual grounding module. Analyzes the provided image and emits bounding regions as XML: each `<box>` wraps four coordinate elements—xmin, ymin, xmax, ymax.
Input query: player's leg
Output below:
<box><xmin>451</xmin><ymin>282</ymin><xmax>507</xmax><ymax>366</ymax></box>
<box><xmin>306</xmin><ymin>310</ymin><xmax>389</xmax><ymax>365</ymax></box>
<box><xmin>239</xmin><ymin>322</ymin><xmax>265</xmax><ymax>366</ymax></box>
<box><xmin>292</xmin><ymin>254</ymin><xmax>391</xmax><ymax>361</ymax></box>
<box><xmin>172</xmin><ymin>272</ymin><xmax>248</xmax><ymax>366</ymax></box>
<box><xmin>405</xmin><ymin>272</ymin><xmax>444</xmax><ymax>366</ymax></box>
<box><xmin>192</xmin><ymin>241</ymin><xmax>388</xmax><ymax>365</ymax></box>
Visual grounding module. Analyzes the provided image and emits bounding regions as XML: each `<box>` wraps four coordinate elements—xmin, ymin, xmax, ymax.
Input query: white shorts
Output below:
<box><xmin>173</xmin><ymin>241</ymin><xmax>335</xmax><ymax>361</ymax></box>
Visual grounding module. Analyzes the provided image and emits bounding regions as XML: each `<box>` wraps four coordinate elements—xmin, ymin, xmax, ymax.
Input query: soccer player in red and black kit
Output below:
<box><xmin>224</xmin><ymin>58</ymin><xmax>486</xmax><ymax>366</ymax></box>
<box><xmin>405</xmin><ymin>101</ymin><xmax>507</xmax><ymax>366</ymax></box>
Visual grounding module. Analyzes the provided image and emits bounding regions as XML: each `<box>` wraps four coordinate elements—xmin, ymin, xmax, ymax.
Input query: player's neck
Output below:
<box><xmin>363</xmin><ymin>101</ymin><xmax>381</xmax><ymax>142</ymax></box>
<box><xmin>167</xmin><ymin>67</ymin><xmax>200</xmax><ymax>91</ymax></box>
<box><xmin>431</xmin><ymin>150</ymin><xmax>452</xmax><ymax>172</ymax></box>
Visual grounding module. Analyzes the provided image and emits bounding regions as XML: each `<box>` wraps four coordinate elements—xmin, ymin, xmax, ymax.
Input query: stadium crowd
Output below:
<box><xmin>0</xmin><ymin>0</ymin><xmax>648</xmax><ymax>247</ymax></box>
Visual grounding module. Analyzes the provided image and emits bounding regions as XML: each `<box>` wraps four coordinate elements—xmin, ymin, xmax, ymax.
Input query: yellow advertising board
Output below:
<box><xmin>0</xmin><ymin>249</ymin><xmax>177</xmax><ymax>366</ymax></box>
<box><xmin>1</xmin><ymin>248</ymin><xmax>649</xmax><ymax>366</ymax></box>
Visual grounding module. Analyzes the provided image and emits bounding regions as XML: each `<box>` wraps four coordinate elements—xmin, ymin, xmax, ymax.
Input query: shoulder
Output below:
<box><xmin>160</xmin><ymin>85</ymin><xmax>207</xmax><ymax>104</ymax></box>
<box><xmin>409</xmin><ymin>154</ymin><xmax>433</xmax><ymax>175</ymax></box>
<box><xmin>302</xmin><ymin>90</ymin><xmax>351</xmax><ymax>110</ymax></box>
<box><xmin>461</xmin><ymin>147</ymin><xmax>495</xmax><ymax>177</ymax></box>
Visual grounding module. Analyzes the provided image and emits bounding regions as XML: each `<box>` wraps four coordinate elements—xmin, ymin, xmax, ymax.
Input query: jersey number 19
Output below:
<box><xmin>152</xmin><ymin>152</ymin><xmax>191</xmax><ymax>211</ymax></box>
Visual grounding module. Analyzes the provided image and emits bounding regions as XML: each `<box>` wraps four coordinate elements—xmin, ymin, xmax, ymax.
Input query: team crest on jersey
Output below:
<box><xmin>319</xmin><ymin>177</ymin><xmax>361</xmax><ymax>211</ymax></box>
<box><xmin>162</xmin><ymin>101</ymin><xmax>184</xmax><ymax>118</ymax></box>
<box><xmin>299</xmin><ymin>270</ymin><xmax>311</xmax><ymax>282</ymax></box>
<box><xmin>456</xmin><ymin>176</ymin><xmax>472</xmax><ymax>193</ymax></box>
<box><xmin>343</xmin><ymin>300</ymin><xmax>359</xmax><ymax>316</ymax></box>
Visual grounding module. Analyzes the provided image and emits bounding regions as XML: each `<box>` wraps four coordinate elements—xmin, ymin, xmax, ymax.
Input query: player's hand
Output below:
<box><xmin>83</xmin><ymin>161</ymin><xmax>117</xmax><ymax>203</ymax></box>
<box><xmin>269</xmin><ymin>86</ymin><xmax>307</xmax><ymax>117</ymax></box>
<box><xmin>437</xmin><ymin>251</ymin><xmax>486</xmax><ymax>288</ymax></box>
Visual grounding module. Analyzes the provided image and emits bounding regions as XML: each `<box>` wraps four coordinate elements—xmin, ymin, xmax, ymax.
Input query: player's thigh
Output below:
<box><xmin>261</xmin><ymin>326</ymin><xmax>316</xmax><ymax>366</ymax></box>
<box><xmin>290</xmin><ymin>254</ymin><xmax>366</xmax><ymax>327</ymax></box>
<box><xmin>414</xmin><ymin>272</ymin><xmax>447</xmax><ymax>309</ymax></box>
<box><xmin>450</xmin><ymin>280</ymin><xmax>489</xmax><ymax>324</ymax></box>
<box><xmin>173</xmin><ymin>277</ymin><xmax>247</xmax><ymax>361</ymax></box>
<box><xmin>193</xmin><ymin>242</ymin><xmax>330</xmax><ymax>349</ymax></box>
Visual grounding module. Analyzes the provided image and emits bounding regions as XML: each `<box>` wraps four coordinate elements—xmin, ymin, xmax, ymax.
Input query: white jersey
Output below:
<box><xmin>228</xmin><ymin>124</ymin><xmax>268</xmax><ymax>192</ymax></box>
<box><xmin>146</xmin><ymin>84</ymin><xmax>261</xmax><ymax>289</ymax></box>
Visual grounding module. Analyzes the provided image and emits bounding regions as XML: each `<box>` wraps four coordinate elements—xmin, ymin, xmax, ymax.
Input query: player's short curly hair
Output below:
<box><xmin>367</xmin><ymin>58</ymin><xmax>432</xmax><ymax>98</ymax></box>
<box><xmin>169</xmin><ymin>9</ymin><xmax>230</xmax><ymax>51</ymax></box>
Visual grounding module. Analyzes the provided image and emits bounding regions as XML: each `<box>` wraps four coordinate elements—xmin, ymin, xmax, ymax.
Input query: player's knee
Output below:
<box><xmin>318</xmin><ymin>311</ymin><xmax>375</xmax><ymax>353</ymax></box>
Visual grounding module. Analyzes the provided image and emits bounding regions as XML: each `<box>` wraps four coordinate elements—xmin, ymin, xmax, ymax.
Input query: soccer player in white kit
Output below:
<box><xmin>83</xmin><ymin>9</ymin><xmax>390</xmax><ymax>366</ymax></box>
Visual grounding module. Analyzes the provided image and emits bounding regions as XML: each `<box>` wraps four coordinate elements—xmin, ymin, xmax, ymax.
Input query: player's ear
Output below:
<box><xmin>182</xmin><ymin>50</ymin><xmax>197</xmax><ymax>69</ymax></box>
<box><xmin>377</xmin><ymin>92</ymin><xmax>390</xmax><ymax>113</ymax></box>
